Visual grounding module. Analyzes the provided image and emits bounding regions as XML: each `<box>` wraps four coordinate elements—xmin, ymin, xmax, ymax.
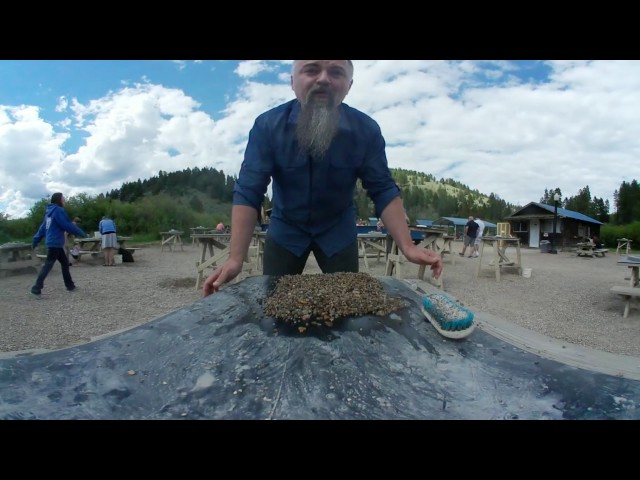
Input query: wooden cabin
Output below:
<box><xmin>504</xmin><ymin>202</ymin><xmax>603</xmax><ymax>250</ymax></box>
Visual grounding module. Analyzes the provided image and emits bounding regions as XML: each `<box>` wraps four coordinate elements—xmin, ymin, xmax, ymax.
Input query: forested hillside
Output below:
<box><xmin>2</xmin><ymin>165</ymin><xmax>628</xmax><ymax>244</ymax></box>
<box><xmin>106</xmin><ymin>166</ymin><xmax>518</xmax><ymax>225</ymax></box>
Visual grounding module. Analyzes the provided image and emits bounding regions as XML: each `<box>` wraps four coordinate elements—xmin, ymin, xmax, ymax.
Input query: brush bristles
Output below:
<box><xmin>422</xmin><ymin>294</ymin><xmax>474</xmax><ymax>331</ymax></box>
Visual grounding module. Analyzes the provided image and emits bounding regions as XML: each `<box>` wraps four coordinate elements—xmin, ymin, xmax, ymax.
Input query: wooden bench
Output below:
<box><xmin>593</xmin><ymin>248</ymin><xmax>609</xmax><ymax>257</ymax></box>
<box><xmin>74</xmin><ymin>250</ymin><xmax>104</xmax><ymax>262</ymax></box>
<box><xmin>0</xmin><ymin>256</ymin><xmax>40</xmax><ymax>274</ymax></box>
<box><xmin>610</xmin><ymin>285</ymin><xmax>640</xmax><ymax>318</ymax></box>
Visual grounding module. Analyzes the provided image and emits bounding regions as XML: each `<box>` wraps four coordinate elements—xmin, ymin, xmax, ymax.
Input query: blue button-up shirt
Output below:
<box><xmin>233</xmin><ymin>99</ymin><xmax>400</xmax><ymax>257</ymax></box>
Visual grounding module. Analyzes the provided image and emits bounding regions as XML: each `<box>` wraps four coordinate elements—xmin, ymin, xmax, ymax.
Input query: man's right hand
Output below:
<box><xmin>202</xmin><ymin>259</ymin><xmax>245</xmax><ymax>297</ymax></box>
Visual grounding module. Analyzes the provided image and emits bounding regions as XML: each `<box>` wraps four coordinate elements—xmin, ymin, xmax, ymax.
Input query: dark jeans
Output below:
<box><xmin>32</xmin><ymin>247</ymin><xmax>75</xmax><ymax>293</ymax></box>
<box><xmin>262</xmin><ymin>236</ymin><xmax>359</xmax><ymax>276</ymax></box>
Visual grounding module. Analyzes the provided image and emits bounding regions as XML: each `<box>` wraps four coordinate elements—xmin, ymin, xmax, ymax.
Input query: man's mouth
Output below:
<box><xmin>308</xmin><ymin>89</ymin><xmax>333</xmax><ymax>105</ymax></box>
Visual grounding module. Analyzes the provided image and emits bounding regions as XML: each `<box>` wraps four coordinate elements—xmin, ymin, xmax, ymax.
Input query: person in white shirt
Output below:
<box><xmin>70</xmin><ymin>241</ymin><xmax>81</xmax><ymax>264</ymax></box>
<box><xmin>472</xmin><ymin>216</ymin><xmax>485</xmax><ymax>257</ymax></box>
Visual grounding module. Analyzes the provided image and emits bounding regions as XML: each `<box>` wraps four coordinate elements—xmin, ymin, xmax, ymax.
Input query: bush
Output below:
<box><xmin>601</xmin><ymin>222</ymin><xmax>640</xmax><ymax>252</ymax></box>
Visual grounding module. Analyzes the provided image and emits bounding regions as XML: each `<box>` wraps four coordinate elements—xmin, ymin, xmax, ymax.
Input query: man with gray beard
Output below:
<box><xmin>203</xmin><ymin>60</ymin><xmax>443</xmax><ymax>296</ymax></box>
<box><xmin>295</xmin><ymin>83</ymin><xmax>340</xmax><ymax>159</ymax></box>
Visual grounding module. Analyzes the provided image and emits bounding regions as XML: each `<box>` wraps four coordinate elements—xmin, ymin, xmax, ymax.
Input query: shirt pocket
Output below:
<box><xmin>328</xmin><ymin>148</ymin><xmax>364</xmax><ymax>189</ymax></box>
<box><xmin>273</xmin><ymin>145</ymin><xmax>307</xmax><ymax>170</ymax></box>
<box><xmin>273</xmin><ymin>150</ymin><xmax>307</xmax><ymax>187</ymax></box>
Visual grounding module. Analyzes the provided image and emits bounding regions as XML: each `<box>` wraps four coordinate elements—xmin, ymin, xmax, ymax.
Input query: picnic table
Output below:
<box><xmin>189</xmin><ymin>227</ymin><xmax>215</xmax><ymax>246</ymax></box>
<box><xmin>358</xmin><ymin>232</ymin><xmax>391</xmax><ymax>273</ymax></box>
<box><xmin>616</xmin><ymin>238</ymin><xmax>633</xmax><ymax>256</ymax></box>
<box><xmin>575</xmin><ymin>242</ymin><xmax>596</xmax><ymax>257</ymax></box>
<box><xmin>75</xmin><ymin>236</ymin><xmax>133</xmax><ymax>262</ymax></box>
<box><xmin>160</xmin><ymin>230</ymin><xmax>184</xmax><ymax>252</ymax></box>
<box><xmin>476</xmin><ymin>236</ymin><xmax>522</xmax><ymax>281</ymax></box>
<box><xmin>611</xmin><ymin>255</ymin><xmax>640</xmax><ymax>318</ymax></box>
<box><xmin>386</xmin><ymin>226</ymin><xmax>447</xmax><ymax>288</ymax></box>
<box><xmin>574</xmin><ymin>242</ymin><xmax>608</xmax><ymax>258</ymax></box>
<box><xmin>192</xmin><ymin>233</ymin><xmax>262</xmax><ymax>290</ymax></box>
<box><xmin>0</xmin><ymin>242</ymin><xmax>39</xmax><ymax>277</ymax></box>
<box><xmin>409</xmin><ymin>227</ymin><xmax>457</xmax><ymax>266</ymax></box>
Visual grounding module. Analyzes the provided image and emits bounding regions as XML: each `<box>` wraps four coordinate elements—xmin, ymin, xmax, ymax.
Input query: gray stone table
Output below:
<box><xmin>1</xmin><ymin>276</ymin><xmax>638</xmax><ymax>419</ymax></box>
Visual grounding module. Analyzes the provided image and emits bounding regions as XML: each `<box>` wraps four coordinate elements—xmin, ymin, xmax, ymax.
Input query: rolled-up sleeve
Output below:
<box><xmin>358</xmin><ymin>125</ymin><xmax>400</xmax><ymax>217</ymax></box>
<box><xmin>233</xmin><ymin>118</ymin><xmax>274</xmax><ymax>211</ymax></box>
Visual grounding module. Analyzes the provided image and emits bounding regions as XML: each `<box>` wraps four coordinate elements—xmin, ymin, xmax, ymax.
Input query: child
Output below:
<box><xmin>71</xmin><ymin>241</ymin><xmax>80</xmax><ymax>264</ymax></box>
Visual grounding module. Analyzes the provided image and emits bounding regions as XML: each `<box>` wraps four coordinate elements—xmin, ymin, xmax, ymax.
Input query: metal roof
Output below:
<box><xmin>508</xmin><ymin>202</ymin><xmax>603</xmax><ymax>225</ymax></box>
<box><xmin>416</xmin><ymin>219</ymin><xmax>433</xmax><ymax>226</ymax></box>
<box><xmin>433</xmin><ymin>217</ymin><xmax>497</xmax><ymax>228</ymax></box>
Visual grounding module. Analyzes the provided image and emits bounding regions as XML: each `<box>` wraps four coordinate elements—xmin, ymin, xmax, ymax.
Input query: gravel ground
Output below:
<box><xmin>1</xmin><ymin>240</ymin><xmax>640</xmax><ymax>358</ymax></box>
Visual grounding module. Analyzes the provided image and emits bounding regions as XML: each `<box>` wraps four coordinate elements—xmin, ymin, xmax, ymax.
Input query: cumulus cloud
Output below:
<box><xmin>2</xmin><ymin>60</ymin><xmax>640</xmax><ymax>219</ymax></box>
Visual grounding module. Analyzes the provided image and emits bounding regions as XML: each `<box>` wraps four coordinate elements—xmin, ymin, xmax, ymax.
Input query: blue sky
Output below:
<box><xmin>1</xmin><ymin>60</ymin><xmax>638</xmax><ymax>219</ymax></box>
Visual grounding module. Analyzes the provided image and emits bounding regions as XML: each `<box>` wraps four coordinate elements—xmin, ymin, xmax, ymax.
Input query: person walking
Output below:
<box><xmin>203</xmin><ymin>60</ymin><xmax>442</xmax><ymax>296</ymax></box>
<box><xmin>459</xmin><ymin>216</ymin><xmax>479</xmax><ymax>258</ymax></box>
<box><xmin>472</xmin><ymin>216</ymin><xmax>485</xmax><ymax>258</ymax></box>
<box><xmin>31</xmin><ymin>192</ymin><xmax>87</xmax><ymax>296</ymax></box>
<box><xmin>98</xmin><ymin>215</ymin><xmax>117</xmax><ymax>266</ymax></box>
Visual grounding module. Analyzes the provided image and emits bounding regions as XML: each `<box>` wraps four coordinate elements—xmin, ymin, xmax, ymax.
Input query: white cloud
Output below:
<box><xmin>2</xmin><ymin>60</ymin><xmax>640</xmax><ymax>219</ymax></box>
<box><xmin>235</xmin><ymin>61</ymin><xmax>271</xmax><ymax>78</ymax></box>
<box><xmin>0</xmin><ymin>105</ymin><xmax>69</xmax><ymax>217</ymax></box>
<box><xmin>171</xmin><ymin>60</ymin><xmax>187</xmax><ymax>70</ymax></box>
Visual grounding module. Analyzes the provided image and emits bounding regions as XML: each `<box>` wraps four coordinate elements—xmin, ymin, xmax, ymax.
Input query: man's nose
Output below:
<box><xmin>316</xmin><ymin>69</ymin><xmax>331</xmax><ymax>84</ymax></box>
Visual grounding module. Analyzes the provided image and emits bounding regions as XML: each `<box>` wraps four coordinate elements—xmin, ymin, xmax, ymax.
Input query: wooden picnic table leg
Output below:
<box><xmin>623</xmin><ymin>297</ymin><xmax>631</xmax><ymax>318</ymax></box>
<box><xmin>475</xmin><ymin>240</ymin><xmax>485</xmax><ymax>278</ymax></box>
<box><xmin>631</xmin><ymin>266</ymin><xmax>639</xmax><ymax>288</ymax></box>
<box><xmin>256</xmin><ymin>237</ymin><xmax>264</xmax><ymax>269</ymax></box>
<box><xmin>359</xmin><ymin>240</ymin><xmax>370</xmax><ymax>273</ymax></box>
<box><xmin>175</xmin><ymin>234</ymin><xmax>184</xmax><ymax>251</ymax></box>
<box><xmin>394</xmin><ymin>241</ymin><xmax>403</xmax><ymax>280</ymax></box>
<box><xmin>161</xmin><ymin>234</ymin><xmax>171</xmax><ymax>252</ymax></box>
<box><xmin>195</xmin><ymin>248</ymin><xmax>230</xmax><ymax>290</ymax></box>
<box><xmin>195</xmin><ymin>240</ymin><xmax>211</xmax><ymax>290</ymax></box>
<box><xmin>442</xmin><ymin>237</ymin><xmax>455</xmax><ymax>266</ymax></box>
<box><xmin>385</xmin><ymin>240</ymin><xmax>396</xmax><ymax>276</ymax></box>
<box><xmin>494</xmin><ymin>241</ymin><xmax>501</xmax><ymax>281</ymax></box>
<box><xmin>515</xmin><ymin>242</ymin><xmax>522</xmax><ymax>275</ymax></box>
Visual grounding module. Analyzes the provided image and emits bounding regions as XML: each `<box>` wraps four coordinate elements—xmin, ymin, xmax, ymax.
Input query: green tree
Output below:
<box><xmin>189</xmin><ymin>195</ymin><xmax>204</xmax><ymax>213</ymax></box>
<box><xmin>614</xmin><ymin>180</ymin><xmax>640</xmax><ymax>224</ymax></box>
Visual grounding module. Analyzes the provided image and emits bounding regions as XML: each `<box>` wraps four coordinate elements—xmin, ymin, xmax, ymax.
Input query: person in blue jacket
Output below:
<box><xmin>203</xmin><ymin>60</ymin><xmax>443</xmax><ymax>296</ymax></box>
<box><xmin>31</xmin><ymin>192</ymin><xmax>86</xmax><ymax>296</ymax></box>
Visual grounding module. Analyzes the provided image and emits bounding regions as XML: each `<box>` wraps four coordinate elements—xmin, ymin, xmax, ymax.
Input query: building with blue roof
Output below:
<box><xmin>432</xmin><ymin>217</ymin><xmax>497</xmax><ymax>238</ymax></box>
<box><xmin>505</xmin><ymin>202</ymin><xmax>602</xmax><ymax>249</ymax></box>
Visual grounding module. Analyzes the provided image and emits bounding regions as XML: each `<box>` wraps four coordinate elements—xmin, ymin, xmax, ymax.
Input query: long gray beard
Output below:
<box><xmin>296</xmin><ymin>102</ymin><xmax>339</xmax><ymax>159</ymax></box>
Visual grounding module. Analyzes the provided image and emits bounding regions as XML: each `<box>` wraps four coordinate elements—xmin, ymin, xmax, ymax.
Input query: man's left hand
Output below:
<box><xmin>403</xmin><ymin>244</ymin><xmax>443</xmax><ymax>279</ymax></box>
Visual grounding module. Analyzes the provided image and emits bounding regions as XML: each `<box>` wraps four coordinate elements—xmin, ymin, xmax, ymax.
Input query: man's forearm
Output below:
<box><xmin>229</xmin><ymin>205</ymin><xmax>258</xmax><ymax>263</ymax></box>
<box><xmin>380</xmin><ymin>197</ymin><xmax>413</xmax><ymax>254</ymax></box>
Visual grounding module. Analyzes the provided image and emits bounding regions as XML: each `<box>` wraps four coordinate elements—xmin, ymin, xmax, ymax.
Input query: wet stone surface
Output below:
<box><xmin>263</xmin><ymin>272</ymin><xmax>407</xmax><ymax>332</ymax></box>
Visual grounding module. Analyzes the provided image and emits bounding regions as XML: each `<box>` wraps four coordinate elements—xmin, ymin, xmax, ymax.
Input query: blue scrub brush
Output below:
<box><xmin>421</xmin><ymin>293</ymin><xmax>476</xmax><ymax>339</ymax></box>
